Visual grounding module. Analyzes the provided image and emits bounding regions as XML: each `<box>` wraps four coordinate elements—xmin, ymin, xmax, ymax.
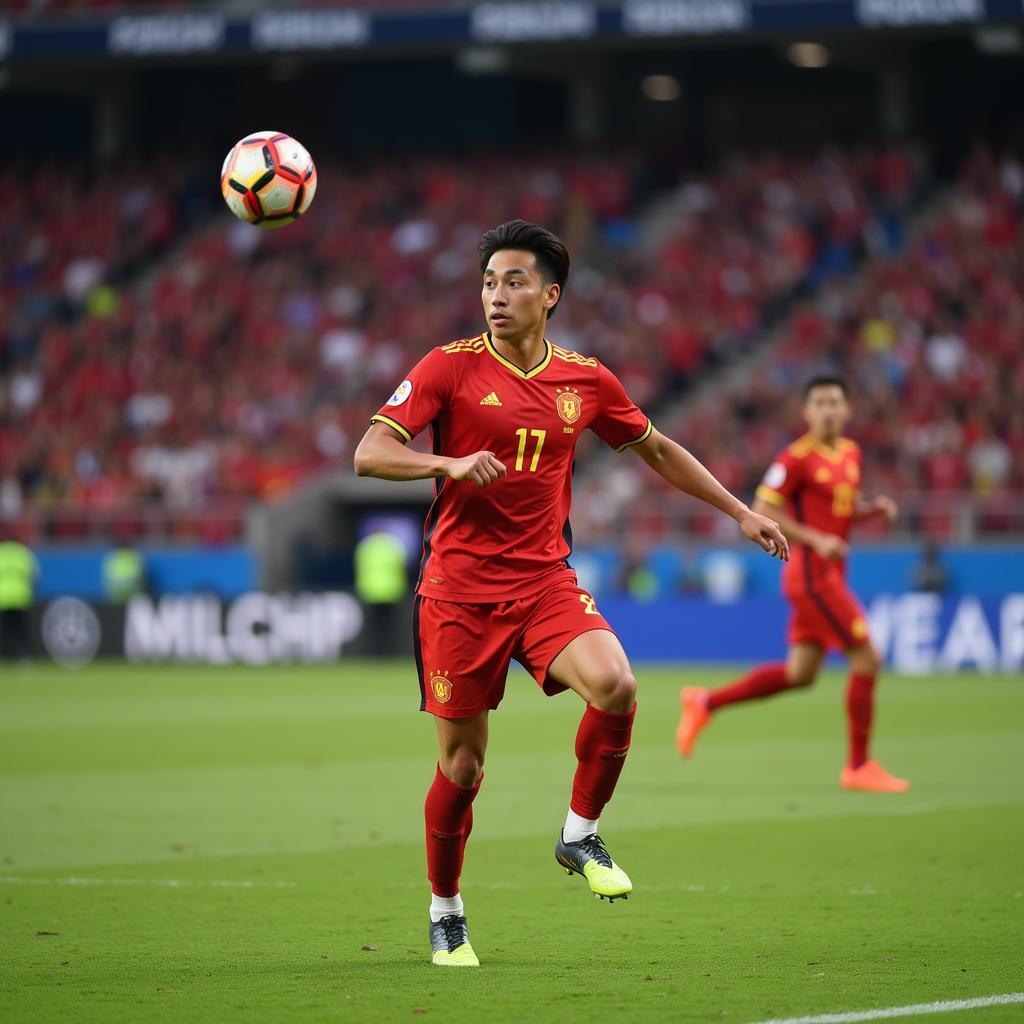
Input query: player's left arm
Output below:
<box><xmin>631</xmin><ymin>428</ymin><xmax>789</xmax><ymax>560</ymax></box>
<box><xmin>854</xmin><ymin>494</ymin><xmax>898</xmax><ymax>524</ymax></box>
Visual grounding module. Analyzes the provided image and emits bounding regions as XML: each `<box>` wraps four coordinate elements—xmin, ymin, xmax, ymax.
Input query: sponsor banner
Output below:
<box><xmin>250</xmin><ymin>10</ymin><xmax>370</xmax><ymax>51</ymax></box>
<box><xmin>18</xmin><ymin>591</ymin><xmax>1024</xmax><ymax>673</ymax></box>
<box><xmin>4</xmin><ymin>1</ymin><xmax>1021</xmax><ymax>63</ymax></box>
<box><xmin>622</xmin><ymin>0</ymin><xmax>751</xmax><ymax>35</ymax></box>
<box><xmin>124</xmin><ymin>592</ymin><xmax>364</xmax><ymax>665</ymax></box>
<box><xmin>867</xmin><ymin>594</ymin><xmax>1024</xmax><ymax>674</ymax></box>
<box><xmin>470</xmin><ymin>2</ymin><xmax>598</xmax><ymax>42</ymax></box>
<box><xmin>108</xmin><ymin>14</ymin><xmax>226</xmax><ymax>56</ymax></box>
<box><xmin>28</xmin><ymin>592</ymin><xmax>367</xmax><ymax>667</ymax></box>
<box><xmin>40</xmin><ymin>596</ymin><xmax>106</xmax><ymax>667</ymax></box>
<box><xmin>854</xmin><ymin>0</ymin><xmax>985</xmax><ymax>25</ymax></box>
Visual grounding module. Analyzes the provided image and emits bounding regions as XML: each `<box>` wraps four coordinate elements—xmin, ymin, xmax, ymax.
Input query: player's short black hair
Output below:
<box><xmin>478</xmin><ymin>220</ymin><xmax>569</xmax><ymax>318</ymax></box>
<box><xmin>803</xmin><ymin>373</ymin><xmax>849</xmax><ymax>400</ymax></box>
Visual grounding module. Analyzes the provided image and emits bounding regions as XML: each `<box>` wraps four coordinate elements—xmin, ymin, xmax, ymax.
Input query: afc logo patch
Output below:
<box><xmin>430</xmin><ymin>672</ymin><xmax>453</xmax><ymax>704</ymax></box>
<box><xmin>555</xmin><ymin>387</ymin><xmax>582</xmax><ymax>424</ymax></box>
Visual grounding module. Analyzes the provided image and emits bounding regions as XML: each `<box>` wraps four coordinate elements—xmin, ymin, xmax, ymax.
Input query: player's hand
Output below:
<box><xmin>814</xmin><ymin>533</ymin><xmax>848</xmax><ymax>560</ymax></box>
<box><xmin>871</xmin><ymin>495</ymin><xmax>898</xmax><ymax>524</ymax></box>
<box><xmin>445</xmin><ymin>451</ymin><xmax>507</xmax><ymax>487</ymax></box>
<box><xmin>739</xmin><ymin>510</ymin><xmax>789</xmax><ymax>561</ymax></box>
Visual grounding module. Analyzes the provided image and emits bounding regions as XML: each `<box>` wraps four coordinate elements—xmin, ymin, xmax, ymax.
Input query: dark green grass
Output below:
<box><xmin>0</xmin><ymin>661</ymin><xmax>1022</xmax><ymax>1023</ymax></box>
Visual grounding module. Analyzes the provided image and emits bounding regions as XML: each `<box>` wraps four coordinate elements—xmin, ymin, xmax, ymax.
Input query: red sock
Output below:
<box><xmin>846</xmin><ymin>672</ymin><xmax>875</xmax><ymax>769</ymax></box>
<box><xmin>706</xmin><ymin>663</ymin><xmax>789</xmax><ymax>711</ymax></box>
<box><xmin>424</xmin><ymin>764</ymin><xmax>481</xmax><ymax>898</ymax></box>
<box><xmin>570</xmin><ymin>703</ymin><xmax>636</xmax><ymax>820</ymax></box>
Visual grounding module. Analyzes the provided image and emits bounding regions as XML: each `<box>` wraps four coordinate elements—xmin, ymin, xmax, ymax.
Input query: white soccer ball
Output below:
<box><xmin>220</xmin><ymin>131</ymin><xmax>317</xmax><ymax>229</ymax></box>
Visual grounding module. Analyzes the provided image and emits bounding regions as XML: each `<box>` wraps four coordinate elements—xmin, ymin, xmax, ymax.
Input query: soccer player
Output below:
<box><xmin>675</xmin><ymin>374</ymin><xmax>909</xmax><ymax>794</ymax></box>
<box><xmin>353</xmin><ymin>220</ymin><xmax>789</xmax><ymax>967</ymax></box>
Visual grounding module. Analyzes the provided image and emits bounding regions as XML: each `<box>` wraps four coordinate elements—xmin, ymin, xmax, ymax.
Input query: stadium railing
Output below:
<box><xmin>6</xmin><ymin>489</ymin><xmax>1023</xmax><ymax>546</ymax></box>
<box><xmin>573</xmin><ymin>489</ymin><xmax>1024</xmax><ymax>545</ymax></box>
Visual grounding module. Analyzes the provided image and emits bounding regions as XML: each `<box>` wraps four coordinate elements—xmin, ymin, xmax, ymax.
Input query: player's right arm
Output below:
<box><xmin>754</xmin><ymin>455</ymin><xmax>846</xmax><ymax>560</ymax></box>
<box><xmin>354</xmin><ymin>423</ymin><xmax>506</xmax><ymax>486</ymax></box>
<box><xmin>353</xmin><ymin>347</ymin><xmax>506</xmax><ymax>487</ymax></box>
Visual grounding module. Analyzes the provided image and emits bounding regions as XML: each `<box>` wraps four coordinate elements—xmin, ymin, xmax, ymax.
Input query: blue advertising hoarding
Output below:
<box><xmin>28</xmin><ymin>543</ymin><xmax>1024</xmax><ymax>672</ymax></box>
<box><xmin>598</xmin><ymin>592</ymin><xmax>1024</xmax><ymax>672</ymax></box>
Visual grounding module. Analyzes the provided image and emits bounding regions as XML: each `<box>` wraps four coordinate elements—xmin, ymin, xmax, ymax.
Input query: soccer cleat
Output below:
<box><xmin>555</xmin><ymin>831</ymin><xmax>632</xmax><ymax>902</ymax></box>
<box><xmin>429</xmin><ymin>914</ymin><xmax>480</xmax><ymax>967</ymax></box>
<box><xmin>840</xmin><ymin>760</ymin><xmax>910</xmax><ymax>793</ymax></box>
<box><xmin>676</xmin><ymin>686</ymin><xmax>711</xmax><ymax>758</ymax></box>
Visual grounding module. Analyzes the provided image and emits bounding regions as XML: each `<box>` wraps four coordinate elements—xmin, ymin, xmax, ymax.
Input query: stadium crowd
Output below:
<box><xmin>602</xmin><ymin>143</ymin><xmax>1023</xmax><ymax>542</ymax></box>
<box><xmin>1</xmin><ymin>141</ymin><xmax>1019</xmax><ymax>540</ymax></box>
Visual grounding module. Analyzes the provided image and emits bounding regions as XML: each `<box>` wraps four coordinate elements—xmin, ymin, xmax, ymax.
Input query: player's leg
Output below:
<box><xmin>549</xmin><ymin>627</ymin><xmax>637</xmax><ymax>824</ymax></box>
<box><xmin>676</xmin><ymin>642</ymin><xmax>824</xmax><ymax>757</ymax></box>
<box><xmin>839</xmin><ymin>640</ymin><xmax>909</xmax><ymax>793</ymax></box>
<box><xmin>545</xmin><ymin>628</ymin><xmax>637</xmax><ymax>901</ymax></box>
<box><xmin>415</xmin><ymin>596</ymin><xmax>515</xmax><ymax>966</ymax></box>
<box><xmin>430</xmin><ymin>712</ymin><xmax>487</xmax><ymax>898</ymax></box>
<box><xmin>426</xmin><ymin>713</ymin><xmax>487</xmax><ymax>965</ymax></box>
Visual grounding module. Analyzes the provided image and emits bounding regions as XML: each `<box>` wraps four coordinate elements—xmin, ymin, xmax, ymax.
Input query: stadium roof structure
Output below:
<box><xmin>3</xmin><ymin>0</ymin><xmax>1023</xmax><ymax>63</ymax></box>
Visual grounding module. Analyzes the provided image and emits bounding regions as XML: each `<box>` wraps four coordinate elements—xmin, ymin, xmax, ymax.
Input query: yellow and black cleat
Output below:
<box><xmin>555</xmin><ymin>831</ymin><xmax>632</xmax><ymax>902</ymax></box>
<box><xmin>429</xmin><ymin>914</ymin><xmax>480</xmax><ymax>967</ymax></box>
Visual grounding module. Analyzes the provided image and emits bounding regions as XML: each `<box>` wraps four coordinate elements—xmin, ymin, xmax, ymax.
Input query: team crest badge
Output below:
<box><xmin>555</xmin><ymin>387</ymin><xmax>582</xmax><ymax>425</ymax></box>
<box><xmin>430</xmin><ymin>672</ymin><xmax>453</xmax><ymax>704</ymax></box>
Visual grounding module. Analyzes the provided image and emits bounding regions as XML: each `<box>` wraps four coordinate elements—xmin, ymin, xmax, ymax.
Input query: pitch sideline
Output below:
<box><xmin>748</xmin><ymin>992</ymin><xmax>1024</xmax><ymax>1024</ymax></box>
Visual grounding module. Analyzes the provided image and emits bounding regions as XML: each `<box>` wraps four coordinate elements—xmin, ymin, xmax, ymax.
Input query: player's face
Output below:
<box><xmin>482</xmin><ymin>250</ymin><xmax>559</xmax><ymax>341</ymax></box>
<box><xmin>803</xmin><ymin>385</ymin><xmax>850</xmax><ymax>441</ymax></box>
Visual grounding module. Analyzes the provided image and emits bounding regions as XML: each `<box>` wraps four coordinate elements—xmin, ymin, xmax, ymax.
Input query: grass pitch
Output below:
<box><xmin>0</xmin><ymin>661</ymin><xmax>1022</xmax><ymax>1024</ymax></box>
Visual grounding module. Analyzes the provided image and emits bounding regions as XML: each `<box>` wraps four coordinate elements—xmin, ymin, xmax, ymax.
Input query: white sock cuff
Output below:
<box><xmin>430</xmin><ymin>892</ymin><xmax>464</xmax><ymax>923</ymax></box>
<box><xmin>563</xmin><ymin>809</ymin><xmax>599</xmax><ymax>844</ymax></box>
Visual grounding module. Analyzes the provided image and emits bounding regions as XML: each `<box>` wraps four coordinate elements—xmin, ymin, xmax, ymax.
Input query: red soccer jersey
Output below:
<box><xmin>755</xmin><ymin>434</ymin><xmax>862</xmax><ymax>598</ymax></box>
<box><xmin>372</xmin><ymin>332</ymin><xmax>651</xmax><ymax>601</ymax></box>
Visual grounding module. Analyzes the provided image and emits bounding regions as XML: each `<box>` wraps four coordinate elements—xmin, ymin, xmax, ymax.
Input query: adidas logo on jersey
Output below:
<box><xmin>480</xmin><ymin>392</ymin><xmax>502</xmax><ymax>406</ymax></box>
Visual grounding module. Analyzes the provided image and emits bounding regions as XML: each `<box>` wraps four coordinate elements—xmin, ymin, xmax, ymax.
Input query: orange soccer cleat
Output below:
<box><xmin>676</xmin><ymin>687</ymin><xmax>711</xmax><ymax>758</ymax></box>
<box><xmin>840</xmin><ymin>760</ymin><xmax>910</xmax><ymax>793</ymax></box>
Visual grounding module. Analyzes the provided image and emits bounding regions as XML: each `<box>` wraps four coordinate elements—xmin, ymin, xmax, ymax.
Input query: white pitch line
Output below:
<box><xmin>747</xmin><ymin>992</ymin><xmax>1024</xmax><ymax>1024</ymax></box>
<box><xmin>0</xmin><ymin>876</ymin><xmax>296</xmax><ymax>889</ymax></box>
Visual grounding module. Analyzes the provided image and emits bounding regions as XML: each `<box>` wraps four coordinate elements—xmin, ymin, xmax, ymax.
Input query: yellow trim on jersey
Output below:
<box><xmin>788</xmin><ymin>433</ymin><xmax>856</xmax><ymax>464</ymax></box>
<box><xmin>755</xmin><ymin>486</ymin><xmax>786</xmax><ymax>507</ymax></box>
<box><xmin>483</xmin><ymin>332</ymin><xmax>552</xmax><ymax>379</ymax></box>
<box><xmin>442</xmin><ymin>335</ymin><xmax>485</xmax><ymax>355</ymax></box>
<box><xmin>615</xmin><ymin>419</ymin><xmax>653</xmax><ymax>453</ymax></box>
<box><xmin>788</xmin><ymin>435</ymin><xmax>816</xmax><ymax>458</ymax></box>
<box><xmin>552</xmin><ymin>344</ymin><xmax>597</xmax><ymax>367</ymax></box>
<box><xmin>370</xmin><ymin>414</ymin><xmax>413</xmax><ymax>443</ymax></box>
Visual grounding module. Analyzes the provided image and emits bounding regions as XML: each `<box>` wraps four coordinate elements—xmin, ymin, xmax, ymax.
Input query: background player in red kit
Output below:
<box><xmin>676</xmin><ymin>375</ymin><xmax>909</xmax><ymax>794</ymax></box>
<box><xmin>354</xmin><ymin>220</ymin><xmax>789</xmax><ymax>967</ymax></box>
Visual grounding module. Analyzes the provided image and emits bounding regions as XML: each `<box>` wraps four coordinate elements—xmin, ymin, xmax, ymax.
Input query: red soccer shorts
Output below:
<box><xmin>413</xmin><ymin>573</ymin><xmax>614</xmax><ymax>719</ymax></box>
<box><xmin>788</xmin><ymin>579</ymin><xmax>870</xmax><ymax>652</ymax></box>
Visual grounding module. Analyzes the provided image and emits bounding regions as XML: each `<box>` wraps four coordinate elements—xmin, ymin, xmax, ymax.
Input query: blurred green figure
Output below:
<box><xmin>0</xmin><ymin>531</ymin><xmax>39</xmax><ymax>660</ymax></box>
<box><xmin>355</xmin><ymin>531</ymin><xmax>408</xmax><ymax>656</ymax></box>
<box><xmin>616</xmin><ymin>535</ymin><xmax>659</xmax><ymax>603</ymax></box>
<box><xmin>103</xmin><ymin>545</ymin><xmax>146</xmax><ymax>603</ymax></box>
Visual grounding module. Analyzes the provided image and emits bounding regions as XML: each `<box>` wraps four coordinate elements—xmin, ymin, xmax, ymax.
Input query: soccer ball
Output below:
<box><xmin>220</xmin><ymin>131</ymin><xmax>317</xmax><ymax>229</ymax></box>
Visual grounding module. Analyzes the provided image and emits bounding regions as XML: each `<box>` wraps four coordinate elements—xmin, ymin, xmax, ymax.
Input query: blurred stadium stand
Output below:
<box><xmin>1</xmin><ymin>0</ymin><xmax>1022</xmax><ymax>572</ymax></box>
